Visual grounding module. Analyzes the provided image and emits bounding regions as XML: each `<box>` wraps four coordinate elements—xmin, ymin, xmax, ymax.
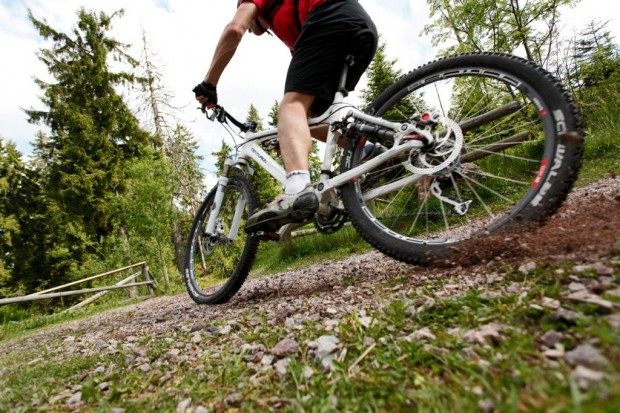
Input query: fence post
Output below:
<box><xmin>128</xmin><ymin>272</ymin><xmax>138</xmax><ymax>299</ymax></box>
<box><xmin>143</xmin><ymin>264</ymin><xmax>155</xmax><ymax>298</ymax></box>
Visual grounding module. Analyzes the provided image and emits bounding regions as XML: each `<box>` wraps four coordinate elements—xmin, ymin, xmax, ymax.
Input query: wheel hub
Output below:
<box><xmin>404</xmin><ymin>117</ymin><xmax>463</xmax><ymax>176</ymax></box>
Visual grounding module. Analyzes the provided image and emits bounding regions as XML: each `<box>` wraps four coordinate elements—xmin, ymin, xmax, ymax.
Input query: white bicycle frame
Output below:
<box><xmin>204</xmin><ymin>63</ymin><xmax>435</xmax><ymax>239</ymax></box>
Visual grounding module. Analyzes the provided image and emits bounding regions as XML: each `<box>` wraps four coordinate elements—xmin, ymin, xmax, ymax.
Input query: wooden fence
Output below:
<box><xmin>0</xmin><ymin>262</ymin><xmax>157</xmax><ymax>312</ymax></box>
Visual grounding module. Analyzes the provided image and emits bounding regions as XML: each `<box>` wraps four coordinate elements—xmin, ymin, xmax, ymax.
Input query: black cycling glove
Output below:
<box><xmin>193</xmin><ymin>81</ymin><xmax>218</xmax><ymax>106</ymax></box>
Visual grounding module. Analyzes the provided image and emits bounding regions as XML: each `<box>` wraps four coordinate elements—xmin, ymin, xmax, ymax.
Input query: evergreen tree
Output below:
<box><xmin>573</xmin><ymin>21</ymin><xmax>620</xmax><ymax>91</ymax></box>
<box><xmin>360</xmin><ymin>40</ymin><xmax>422</xmax><ymax>120</ymax></box>
<box><xmin>0</xmin><ymin>137</ymin><xmax>49</xmax><ymax>294</ymax></box>
<box><xmin>166</xmin><ymin>124</ymin><xmax>205</xmax><ymax>271</ymax></box>
<box><xmin>24</xmin><ymin>9</ymin><xmax>157</xmax><ymax>283</ymax></box>
<box><xmin>212</xmin><ymin>139</ymin><xmax>233</xmax><ymax>175</ymax></box>
<box><xmin>360</xmin><ymin>41</ymin><xmax>403</xmax><ymax>106</ymax></box>
<box><xmin>0</xmin><ymin>139</ymin><xmax>22</xmax><ymax>295</ymax></box>
<box><xmin>268</xmin><ymin>100</ymin><xmax>279</xmax><ymax>128</ymax></box>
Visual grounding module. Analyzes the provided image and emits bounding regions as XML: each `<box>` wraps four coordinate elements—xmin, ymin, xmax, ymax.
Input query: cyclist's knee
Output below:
<box><xmin>280</xmin><ymin>92</ymin><xmax>315</xmax><ymax>114</ymax></box>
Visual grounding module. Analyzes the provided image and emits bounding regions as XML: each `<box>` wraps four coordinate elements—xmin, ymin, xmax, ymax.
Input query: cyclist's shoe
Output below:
<box><xmin>361</xmin><ymin>143</ymin><xmax>388</xmax><ymax>163</ymax></box>
<box><xmin>245</xmin><ymin>186</ymin><xmax>319</xmax><ymax>234</ymax></box>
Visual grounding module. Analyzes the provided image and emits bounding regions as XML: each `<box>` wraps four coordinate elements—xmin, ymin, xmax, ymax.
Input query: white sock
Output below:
<box><xmin>285</xmin><ymin>170</ymin><xmax>311</xmax><ymax>195</ymax></box>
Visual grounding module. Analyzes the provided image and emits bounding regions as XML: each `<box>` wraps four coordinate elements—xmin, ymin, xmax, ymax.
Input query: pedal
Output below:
<box><xmin>252</xmin><ymin>231</ymin><xmax>280</xmax><ymax>242</ymax></box>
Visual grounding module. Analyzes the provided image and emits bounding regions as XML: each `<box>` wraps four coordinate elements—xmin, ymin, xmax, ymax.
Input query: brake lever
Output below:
<box><xmin>206</xmin><ymin>108</ymin><xmax>217</xmax><ymax>122</ymax></box>
<box><xmin>217</xmin><ymin>107</ymin><xmax>226</xmax><ymax>123</ymax></box>
<box><xmin>203</xmin><ymin>105</ymin><xmax>225</xmax><ymax>123</ymax></box>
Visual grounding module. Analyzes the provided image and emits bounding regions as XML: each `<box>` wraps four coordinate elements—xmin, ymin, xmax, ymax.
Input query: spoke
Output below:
<box><xmin>454</xmin><ymin>77</ymin><xmax>485</xmax><ymax>121</ymax></box>
<box><xmin>438</xmin><ymin>193</ymin><xmax>450</xmax><ymax>232</ymax></box>
<box><xmin>461</xmin><ymin>174</ymin><xmax>515</xmax><ymax>204</ymax></box>
<box><xmin>466</xmin><ymin>133</ymin><xmax>535</xmax><ymax>153</ymax></box>
<box><xmin>380</xmin><ymin>183</ymin><xmax>409</xmax><ymax>228</ymax></box>
<box><xmin>466</xmin><ymin>108</ymin><xmax>534</xmax><ymax>147</ymax></box>
<box><xmin>408</xmin><ymin>179</ymin><xmax>431</xmax><ymax>235</ymax></box>
<box><xmin>458</xmin><ymin>101</ymin><xmax>522</xmax><ymax>133</ymax></box>
<box><xmin>449</xmin><ymin>172</ymin><xmax>465</xmax><ymax>201</ymax></box>
<box><xmin>461</xmin><ymin>174</ymin><xmax>495</xmax><ymax>218</ymax></box>
<box><xmin>462</xmin><ymin>168</ymin><xmax>531</xmax><ymax>186</ymax></box>
<box><xmin>434</xmin><ymin>81</ymin><xmax>449</xmax><ymax>118</ymax></box>
<box><xmin>463</xmin><ymin>148</ymin><xmax>540</xmax><ymax>163</ymax></box>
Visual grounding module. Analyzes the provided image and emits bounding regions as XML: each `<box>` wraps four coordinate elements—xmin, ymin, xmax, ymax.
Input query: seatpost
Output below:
<box><xmin>318</xmin><ymin>60</ymin><xmax>353</xmax><ymax>190</ymax></box>
<box><xmin>337</xmin><ymin>57</ymin><xmax>354</xmax><ymax>96</ymax></box>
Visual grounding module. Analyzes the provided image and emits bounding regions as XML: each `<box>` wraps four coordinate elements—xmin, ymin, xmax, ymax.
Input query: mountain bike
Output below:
<box><xmin>184</xmin><ymin>51</ymin><xmax>584</xmax><ymax>305</ymax></box>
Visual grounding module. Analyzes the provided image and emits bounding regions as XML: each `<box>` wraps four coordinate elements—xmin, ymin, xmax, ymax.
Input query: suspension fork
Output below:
<box><xmin>204</xmin><ymin>159</ymin><xmax>248</xmax><ymax>240</ymax></box>
<box><xmin>205</xmin><ymin>175</ymin><xmax>229</xmax><ymax>236</ymax></box>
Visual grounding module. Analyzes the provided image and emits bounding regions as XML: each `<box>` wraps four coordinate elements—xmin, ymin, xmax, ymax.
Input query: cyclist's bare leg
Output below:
<box><xmin>244</xmin><ymin>92</ymin><xmax>319</xmax><ymax>234</ymax></box>
<box><xmin>278</xmin><ymin>91</ymin><xmax>315</xmax><ymax>173</ymax></box>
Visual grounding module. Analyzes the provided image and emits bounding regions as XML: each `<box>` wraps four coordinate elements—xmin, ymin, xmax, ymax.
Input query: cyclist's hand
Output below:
<box><xmin>193</xmin><ymin>81</ymin><xmax>218</xmax><ymax>112</ymax></box>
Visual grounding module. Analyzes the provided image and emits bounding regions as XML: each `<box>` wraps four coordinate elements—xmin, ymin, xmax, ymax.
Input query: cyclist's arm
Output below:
<box><xmin>203</xmin><ymin>3</ymin><xmax>257</xmax><ymax>86</ymax></box>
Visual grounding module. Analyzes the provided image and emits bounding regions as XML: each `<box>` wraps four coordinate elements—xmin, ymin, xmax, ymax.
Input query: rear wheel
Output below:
<box><xmin>340</xmin><ymin>53</ymin><xmax>584</xmax><ymax>264</ymax></box>
<box><xmin>184</xmin><ymin>177</ymin><xmax>260</xmax><ymax>304</ymax></box>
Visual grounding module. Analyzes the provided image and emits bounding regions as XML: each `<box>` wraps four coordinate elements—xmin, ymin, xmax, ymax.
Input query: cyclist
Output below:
<box><xmin>194</xmin><ymin>0</ymin><xmax>377</xmax><ymax>234</ymax></box>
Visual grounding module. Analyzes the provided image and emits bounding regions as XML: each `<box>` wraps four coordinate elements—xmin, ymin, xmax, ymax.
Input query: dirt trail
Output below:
<box><xmin>2</xmin><ymin>176</ymin><xmax>618</xmax><ymax>353</ymax></box>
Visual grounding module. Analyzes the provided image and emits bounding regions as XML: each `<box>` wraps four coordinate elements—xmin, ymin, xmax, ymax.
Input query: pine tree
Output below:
<box><xmin>574</xmin><ymin>21</ymin><xmax>620</xmax><ymax>91</ymax></box>
<box><xmin>360</xmin><ymin>41</ymin><xmax>403</xmax><ymax>107</ymax></box>
<box><xmin>24</xmin><ymin>9</ymin><xmax>157</xmax><ymax>283</ymax></box>
<box><xmin>268</xmin><ymin>100</ymin><xmax>279</xmax><ymax>128</ymax></box>
<box><xmin>360</xmin><ymin>41</ymin><xmax>422</xmax><ymax>120</ymax></box>
<box><xmin>0</xmin><ymin>139</ymin><xmax>22</xmax><ymax>295</ymax></box>
<box><xmin>0</xmin><ymin>137</ymin><xmax>48</xmax><ymax>294</ymax></box>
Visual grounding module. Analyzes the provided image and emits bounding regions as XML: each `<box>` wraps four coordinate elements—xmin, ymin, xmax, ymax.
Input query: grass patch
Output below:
<box><xmin>2</xmin><ymin>260</ymin><xmax>618</xmax><ymax>412</ymax></box>
<box><xmin>251</xmin><ymin>224</ymin><xmax>372</xmax><ymax>276</ymax></box>
<box><xmin>576</xmin><ymin>80</ymin><xmax>620</xmax><ymax>184</ymax></box>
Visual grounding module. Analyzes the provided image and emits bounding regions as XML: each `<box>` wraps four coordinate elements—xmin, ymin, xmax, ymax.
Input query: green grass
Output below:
<box><xmin>251</xmin><ymin>224</ymin><xmax>373</xmax><ymax>276</ymax></box>
<box><xmin>575</xmin><ymin>81</ymin><xmax>620</xmax><ymax>185</ymax></box>
<box><xmin>1</xmin><ymin>260</ymin><xmax>618</xmax><ymax>411</ymax></box>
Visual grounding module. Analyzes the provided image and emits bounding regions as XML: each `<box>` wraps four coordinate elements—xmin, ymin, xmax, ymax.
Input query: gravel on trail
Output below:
<box><xmin>2</xmin><ymin>176</ymin><xmax>618</xmax><ymax>354</ymax></box>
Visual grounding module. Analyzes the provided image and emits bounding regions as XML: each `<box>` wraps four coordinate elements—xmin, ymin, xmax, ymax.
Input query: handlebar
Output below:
<box><xmin>206</xmin><ymin>105</ymin><xmax>257</xmax><ymax>133</ymax></box>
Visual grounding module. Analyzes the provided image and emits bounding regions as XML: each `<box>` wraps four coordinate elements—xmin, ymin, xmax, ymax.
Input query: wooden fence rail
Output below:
<box><xmin>0</xmin><ymin>262</ymin><xmax>157</xmax><ymax>311</ymax></box>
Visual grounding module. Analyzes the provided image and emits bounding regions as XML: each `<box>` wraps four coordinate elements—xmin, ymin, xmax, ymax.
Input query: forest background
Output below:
<box><xmin>0</xmin><ymin>0</ymin><xmax>618</xmax><ymax>312</ymax></box>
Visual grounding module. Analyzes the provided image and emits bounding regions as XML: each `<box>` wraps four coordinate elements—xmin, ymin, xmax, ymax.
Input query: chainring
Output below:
<box><xmin>313</xmin><ymin>209</ymin><xmax>347</xmax><ymax>234</ymax></box>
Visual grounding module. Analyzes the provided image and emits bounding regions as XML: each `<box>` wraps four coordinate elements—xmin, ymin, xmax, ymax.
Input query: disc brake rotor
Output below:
<box><xmin>404</xmin><ymin>118</ymin><xmax>464</xmax><ymax>176</ymax></box>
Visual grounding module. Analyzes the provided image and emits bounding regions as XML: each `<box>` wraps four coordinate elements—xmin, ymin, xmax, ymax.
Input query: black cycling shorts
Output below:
<box><xmin>284</xmin><ymin>0</ymin><xmax>377</xmax><ymax>115</ymax></box>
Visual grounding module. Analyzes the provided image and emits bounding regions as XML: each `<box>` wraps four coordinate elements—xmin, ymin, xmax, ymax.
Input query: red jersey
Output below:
<box><xmin>247</xmin><ymin>0</ymin><xmax>328</xmax><ymax>51</ymax></box>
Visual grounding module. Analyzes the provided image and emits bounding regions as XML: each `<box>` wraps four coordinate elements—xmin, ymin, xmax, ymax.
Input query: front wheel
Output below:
<box><xmin>340</xmin><ymin>52</ymin><xmax>584</xmax><ymax>264</ymax></box>
<box><xmin>184</xmin><ymin>176</ymin><xmax>260</xmax><ymax>304</ymax></box>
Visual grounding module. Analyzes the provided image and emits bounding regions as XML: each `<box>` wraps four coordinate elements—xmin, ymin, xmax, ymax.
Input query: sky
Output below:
<box><xmin>0</xmin><ymin>0</ymin><xmax>617</xmax><ymax>183</ymax></box>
